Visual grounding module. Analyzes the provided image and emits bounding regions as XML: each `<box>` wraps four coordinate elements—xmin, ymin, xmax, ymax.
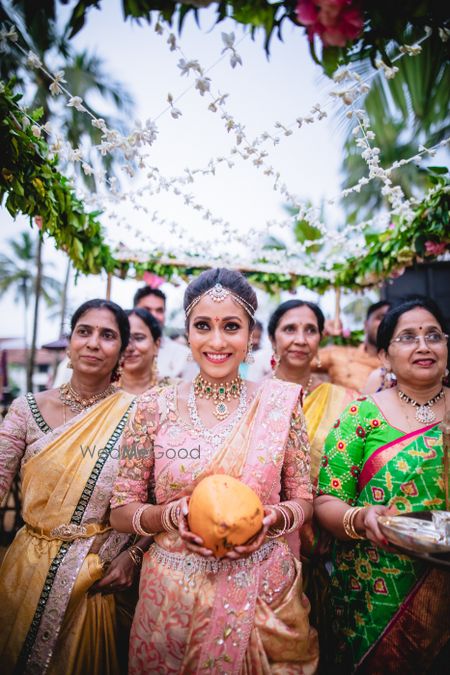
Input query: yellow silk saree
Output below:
<box><xmin>0</xmin><ymin>391</ymin><xmax>134</xmax><ymax>675</ymax></box>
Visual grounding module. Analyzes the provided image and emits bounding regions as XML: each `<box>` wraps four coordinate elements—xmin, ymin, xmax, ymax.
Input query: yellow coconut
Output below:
<box><xmin>188</xmin><ymin>474</ymin><xmax>264</xmax><ymax>558</ymax></box>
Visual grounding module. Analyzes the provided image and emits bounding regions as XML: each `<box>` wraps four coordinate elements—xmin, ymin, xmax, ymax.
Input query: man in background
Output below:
<box><xmin>316</xmin><ymin>300</ymin><xmax>391</xmax><ymax>391</ymax></box>
<box><xmin>134</xmin><ymin>286</ymin><xmax>195</xmax><ymax>380</ymax></box>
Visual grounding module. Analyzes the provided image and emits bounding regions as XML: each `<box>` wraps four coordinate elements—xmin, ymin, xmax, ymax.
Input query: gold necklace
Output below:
<box><xmin>193</xmin><ymin>374</ymin><xmax>243</xmax><ymax>421</ymax></box>
<box><xmin>272</xmin><ymin>373</ymin><xmax>313</xmax><ymax>397</ymax></box>
<box><xmin>59</xmin><ymin>381</ymin><xmax>116</xmax><ymax>414</ymax></box>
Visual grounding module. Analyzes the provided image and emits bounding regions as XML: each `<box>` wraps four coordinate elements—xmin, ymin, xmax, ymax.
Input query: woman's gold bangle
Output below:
<box><xmin>127</xmin><ymin>545</ymin><xmax>144</xmax><ymax>566</ymax></box>
<box><xmin>343</xmin><ymin>506</ymin><xmax>365</xmax><ymax>540</ymax></box>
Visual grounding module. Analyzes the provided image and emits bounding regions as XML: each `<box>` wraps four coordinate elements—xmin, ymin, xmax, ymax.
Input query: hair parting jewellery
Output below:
<box><xmin>397</xmin><ymin>388</ymin><xmax>445</xmax><ymax>423</ymax></box>
<box><xmin>185</xmin><ymin>283</ymin><xmax>255</xmax><ymax>319</ymax></box>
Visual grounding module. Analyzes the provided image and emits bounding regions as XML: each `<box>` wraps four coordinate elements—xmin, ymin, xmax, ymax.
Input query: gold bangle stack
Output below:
<box><xmin>343</xmin><ymin>506</ymin><xmax>365</xmax><ymax>540</ymax></box>
<box><xmin>127</xmin><ymin>544</ymin><xmax>145</xmax><ymax>566</ymax></box>
<box><xmin>132</xmin><ymin>504</ymin><xmax>158</xmax><ymax>536</ymax></box>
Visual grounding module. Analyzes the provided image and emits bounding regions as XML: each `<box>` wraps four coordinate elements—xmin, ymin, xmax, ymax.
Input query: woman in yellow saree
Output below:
<box><xmin>111</xmin><ymin>269</ymin><xmax>319</xmax><ymax>674</ymax></box>
<box><xmin>0</xmin><ymin>300</ymin><xmax>142</xmax><ymax>675</ymax></box>
<box><xmin>267</xmin><ymin>300</ymin><xmax>356</xmax><ymax>662</ymax></box>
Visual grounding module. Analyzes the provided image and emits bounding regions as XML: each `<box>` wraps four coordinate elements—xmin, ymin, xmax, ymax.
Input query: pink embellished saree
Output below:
<box><xmin>112</xmin><ymin>379</ymin><xmax>319</xmax><ymax>674</ymax></box>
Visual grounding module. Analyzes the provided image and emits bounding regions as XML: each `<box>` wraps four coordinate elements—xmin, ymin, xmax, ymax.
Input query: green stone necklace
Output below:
<box><xmin>193</xmin><ymin>374</ymin><xmax>244</xmax><ymax>421</ymax></box>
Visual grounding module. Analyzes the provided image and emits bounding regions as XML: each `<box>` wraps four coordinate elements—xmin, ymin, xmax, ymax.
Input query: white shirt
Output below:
<box><xmin>158</xmin><ymin>337</ymin><xmax>197</xmax><ymax>380</ymax></box>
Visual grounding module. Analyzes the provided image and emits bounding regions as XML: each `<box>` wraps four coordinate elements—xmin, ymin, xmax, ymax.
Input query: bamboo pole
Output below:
<box><xmin>333</xmin><ymin>286</ymin><xmax>341</xmax><ymax>334</ymax></box>
<box><xmin>106</xmin><ymin>273</ymin><xmax>112</xmax><ymax>301</ymax></box>
<box><xmin>439</xmin><ymin>411</ymin><xmax>450</xmax><ymax>510</ymax></box>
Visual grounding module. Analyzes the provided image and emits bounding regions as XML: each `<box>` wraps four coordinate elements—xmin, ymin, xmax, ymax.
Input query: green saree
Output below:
<box><xmin>317</xmin><ymin>396</ymin><xmax>449</xmax><ymax>673</ymax></box>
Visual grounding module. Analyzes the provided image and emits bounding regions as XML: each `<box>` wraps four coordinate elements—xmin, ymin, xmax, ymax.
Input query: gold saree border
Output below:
<box><xmin>15</xmin><ymin>398</ymin><xmax>135</xmax><ymax>675</ymax></box>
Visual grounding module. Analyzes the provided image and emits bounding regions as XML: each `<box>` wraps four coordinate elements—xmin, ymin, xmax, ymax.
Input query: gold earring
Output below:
<box><xmin>66</xmin><ymin>351</ymin><xmax>73</xmax><ymax>369</ymax></box>
<box><xmin>315</xmin><ymin>354</ymin><xmax>322</xmax><ymax>369</ymax></box>
<box><xmin>270</xmin><ymin>352</ymin><xmax>280</xmax><ymax>372</ymax></box>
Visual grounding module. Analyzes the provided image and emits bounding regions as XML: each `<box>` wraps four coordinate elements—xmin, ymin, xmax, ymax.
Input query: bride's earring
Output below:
<box><xmin>244</xmin><ymin>338</ymin><xmax>254</xmax><ymax>364</ymax></box>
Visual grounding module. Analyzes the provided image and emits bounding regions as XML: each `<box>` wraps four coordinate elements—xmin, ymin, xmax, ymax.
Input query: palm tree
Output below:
<box><xmin>1</xmin><ymin>1</ymin><xmax>134</xmax><ymax>386</ymax></box>
<box><xmin>339</xmin><ymin>34</ymin><xmax>450</xmax><ymax>222</ymax></box>
<box><xmin>1</xmin><ymin>3</ymin><xmax>134</xmax><ymax>188</ymax></box>
<box><xmin>0</xmin><ymin>231</ymin><xmax>35</xmax><ymax>348</ymax></box>
<box><xmin>0</xmin><ymin>231</ymin><xmax>62</xmax><ymax>371</ymax></box>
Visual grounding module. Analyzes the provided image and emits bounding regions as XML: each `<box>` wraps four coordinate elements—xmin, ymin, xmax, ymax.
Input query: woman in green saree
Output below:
<box><xmin>315</xmin><ymin>298</ymin><xmax>450</xmax><ymax>673</ymax></box>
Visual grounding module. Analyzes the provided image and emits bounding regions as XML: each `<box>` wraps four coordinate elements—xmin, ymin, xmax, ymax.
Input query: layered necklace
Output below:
<box><xmin>193</xmin><ymin>374</ymin><xmax>244</xmax><ymax>421</ymax></box>
<box><xmin>59</xmin><ymin>381</ymin><xmax>116</xmax><ymax>414</ymax></box>
<box><xmin>397</xmin><ymin>387</ymin><xmax>445</xmax><ymax>424</ymax></box>
<box><xmin>188</xmin><ymin>379</ymin><xmax>248</xmax><ymax>449</ymax></box>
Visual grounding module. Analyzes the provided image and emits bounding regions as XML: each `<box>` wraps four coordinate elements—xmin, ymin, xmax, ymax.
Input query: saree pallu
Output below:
<box><xmin>323</xmin><ymin>410</ymin><xmax>448</xmax><ymax>673</ymax></box>
<box><xmin>113</xmin><ymin>380</ymin><xmax>319</xmax><ymax>674</ymax></box>
<box><xmin>0</xmin><ymin>391</ymin><xmax>134</xmax><ymax>675</ymax></box>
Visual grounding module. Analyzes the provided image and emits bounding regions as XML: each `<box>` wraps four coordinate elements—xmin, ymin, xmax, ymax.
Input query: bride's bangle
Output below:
<box><xmin>132</xmin><ymin>504</ymin><xmax>158</xmax><ymax>536</ymax></box>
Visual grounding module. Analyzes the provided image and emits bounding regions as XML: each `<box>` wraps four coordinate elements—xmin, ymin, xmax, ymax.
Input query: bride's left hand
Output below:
<box><xmin>224</xmin><ymin>506</ymin><xmax>277</xmax><ymax>560</ymax></box>
<box><xmin>177</xmin><ymin>496</ymin><xmax>214</xmax><ymax>557</ymax></box>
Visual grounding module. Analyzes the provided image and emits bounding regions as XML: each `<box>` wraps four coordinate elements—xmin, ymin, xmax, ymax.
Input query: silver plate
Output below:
<box><xmin>378</xmin><ymin>511</ymin><xmax>450</xmax><ymax>554</ymax></box>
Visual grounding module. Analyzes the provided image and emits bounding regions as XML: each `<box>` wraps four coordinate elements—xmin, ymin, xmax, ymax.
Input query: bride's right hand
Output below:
<box><xmin>177</xmin><ymin>496</ymin><xmax>214</xmax><ymax>557</ymax></box>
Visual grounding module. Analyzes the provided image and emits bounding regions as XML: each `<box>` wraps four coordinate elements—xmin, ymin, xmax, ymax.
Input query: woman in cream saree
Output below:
<box><xmin>0</xmin><ymin>390</ymin><xmax>135</xmax><ymax>675</ymax></box>
<box><xmin>0</xmin><ymin>298</ymin><xmax>140</xmax><ymax>675</ymax></box>
<box><xmin>111</xmin><ymin>377</ymin><xmax>319</xmax><ymax>674</ymax></box>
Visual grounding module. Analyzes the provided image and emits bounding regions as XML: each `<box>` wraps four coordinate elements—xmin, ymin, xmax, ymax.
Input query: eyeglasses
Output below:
<box><xmin>390</xmin><ymin>332</ymin><xmax>449</xmax><ymax>347</ymax></box>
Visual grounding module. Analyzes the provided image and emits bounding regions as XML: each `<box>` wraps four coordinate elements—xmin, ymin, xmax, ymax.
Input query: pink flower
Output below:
<box><xmin>424</xmin><ymin>240</ymin><xmax>447</xmax><ymax>256</ymax></box>
<box><xmin>296</xmin><ymin>0</ymin><xmax>364</xmax><ymax>48</ymax></box>
<box><xmin>34</xmin><ymin>215</ymin><xmax>43</xmax><ymax>230</ymax></box>
<box><xmin>143</xmin><ymin>271</ymin><xmax>165</xmax><ymax>288</ymax></box>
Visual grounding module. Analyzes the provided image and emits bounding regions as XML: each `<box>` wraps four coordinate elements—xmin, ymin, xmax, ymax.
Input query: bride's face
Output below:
<box><xmin>187</xmin><ymin>294</ymin><xmax>250</xmax><ymax>382</ymax></box>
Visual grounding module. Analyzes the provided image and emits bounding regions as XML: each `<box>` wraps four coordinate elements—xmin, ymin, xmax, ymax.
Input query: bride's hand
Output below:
<box><xmin>177</xmin><ymin>496</ymin><xmax>214</xmax><ymax>557</ymax></box>
<box><xmin>224</xmin><ymin>506</ymin><xmax>277</xmax><ymax>560</ymax></box>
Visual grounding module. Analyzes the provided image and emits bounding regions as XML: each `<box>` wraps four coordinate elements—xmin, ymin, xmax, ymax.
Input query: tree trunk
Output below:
<box><xmin>27</xmin><ymin>236</ymin><xmax>43</xmax><ymax>392</ymax></box>
<box><xmin>59</xmin><ymin>259</ymin><xmax>71</xmax><ymax>337</ymax></box>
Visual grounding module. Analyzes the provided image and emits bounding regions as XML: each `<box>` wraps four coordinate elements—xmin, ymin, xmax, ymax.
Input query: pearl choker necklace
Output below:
<box><xmin>397</xmin><ymin>388</ymin><xmax>445</xmax><ymax>424</ymax></box>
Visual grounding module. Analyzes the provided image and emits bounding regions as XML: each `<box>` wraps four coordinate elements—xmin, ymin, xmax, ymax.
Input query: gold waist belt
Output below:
<box><xmin>25</xmin><ymin>522</ymin><xmax>111</xmax><ymax>542</ymax></box>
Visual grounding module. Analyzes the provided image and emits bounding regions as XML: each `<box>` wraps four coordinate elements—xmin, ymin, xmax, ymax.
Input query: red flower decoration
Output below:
<box><xmin>295</xmin><ymin>0</ymin><xmax>364</xmax><ymax>48</ymax></box>
<box><xmin>370</xmin><ymin>419</ymin><xmax>380</xmax><ymax>428</ymax></box>
<box><xmin>333</xmin><ymin>418</ymin><xmax>341</xmax><ymax>428</ymax></box>
<box><xmin>337</xmin><ymin>440</ymin><xmax>346</xmax><ymax>451</ymax></box>
<box><xmin>322</xmin><ymin>454</ymin><xmax>329</xmax><ymax>467</ymax></box>
<box><xmin>356</xmin><ymin>425</ymin><xmax>365</xmax><ymax>438</ymax></box>
<box><xmin>350</xmin><ymin>465</ymin><xmax>360</xmax><ymax>478</ymax></box>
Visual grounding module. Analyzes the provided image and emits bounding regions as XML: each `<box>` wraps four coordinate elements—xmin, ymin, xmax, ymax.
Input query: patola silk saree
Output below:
<box><xmin>0</xmin><ymin>391</ymin><xmax>134</xmax><ymax>675</ymax></box>
<box><xmin>318</xmin><ymin>396</ymin><xmax>450</xmax><ymax>673</ymax></box>
<box><xmin>112</xmin><ymin>379</ymin><xmax>319</xmax><ymax>674</ymax></box>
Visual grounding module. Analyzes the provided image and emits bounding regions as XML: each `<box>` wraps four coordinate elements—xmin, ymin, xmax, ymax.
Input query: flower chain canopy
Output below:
<box><xmin>185</xmin><ymin>283</ymin><xmax>255</xmax><ymax>318</ymax></box>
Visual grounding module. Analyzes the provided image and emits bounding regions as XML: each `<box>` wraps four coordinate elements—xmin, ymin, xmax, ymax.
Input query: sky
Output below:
<box><xmin>0</xmin><ymin>0</ymin><xmax>379</xmax><ymax>344</ymax></box>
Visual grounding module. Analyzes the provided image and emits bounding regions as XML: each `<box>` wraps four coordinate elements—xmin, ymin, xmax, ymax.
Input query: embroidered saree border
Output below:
<box><xmin>16</xmin><ymin>400</ymin><xmax>134</xmax><ymax>674</ymax></box>
<box><xmin>26</xmin><ymin>393</ymin><xmax>52</xmax><ymax>434</ymax></box>
<box><xmin>358</xmin><ymin>422</ymin><xmax>436</xmax><ymax>492</ymax></box>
